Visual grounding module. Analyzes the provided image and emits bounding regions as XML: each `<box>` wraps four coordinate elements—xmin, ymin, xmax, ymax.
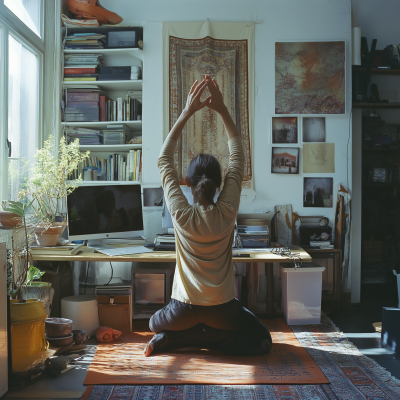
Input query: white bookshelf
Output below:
<box><xmin>62</xmin><ymin>26</ymin><xmax>144</xmax><ymax>183</ymax></box>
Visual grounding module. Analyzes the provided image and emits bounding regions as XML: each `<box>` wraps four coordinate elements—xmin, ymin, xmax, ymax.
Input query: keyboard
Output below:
<box><xmin>96</xmin><ymin>246</ymin><xmax>153</xmax><ymax>256</ymax></box>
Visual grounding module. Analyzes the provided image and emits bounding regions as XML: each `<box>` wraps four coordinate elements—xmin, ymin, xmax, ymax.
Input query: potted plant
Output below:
<box><xmin>18</xmin><ymin>135</ymin><xmax>89</xmax><ymax>247</ymax></box>
<box><xmin>22</xmin><ymin>265</ymin><xmax>53</xmax><ymax>316</ymax></box>
<box><xmin>4</xmin><ymin>200</ymin><xmax>35</xmax><ymax>298</ymax></box>
<box><xmin>0</xmin><ymin>200</ymin><xmax>22</xmax><ymax>227</ymax></box>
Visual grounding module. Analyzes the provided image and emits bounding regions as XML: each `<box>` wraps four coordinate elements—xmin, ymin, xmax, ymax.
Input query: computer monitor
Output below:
<box><xmin>67</xmin><ymin>183</ymin><xmax>144</xmax><ymax>246</ymax></box>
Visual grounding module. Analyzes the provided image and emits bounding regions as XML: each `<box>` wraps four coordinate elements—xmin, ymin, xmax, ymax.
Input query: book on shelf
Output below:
<box><xmin>101</xmin><ymin>132</ymin><xmax>126</xmax><ymax>145</ymax></box>
<box><xmin>72</xmin><ymin>150</ymin><xmax>142</xmax><ymax>182</ymax></box>
<box><xmin>100</xmin><ymin>95</ymin><xmax>111</xmax><ymax>121</ymax></box>
<box><xmin>31</xmin><ymin>243</ymin><xmax>84</xmax><ymax>255</ymax></box>
<box><xmin>66</xmin><ymin>91</ymin><xmax>101</xmax><ymax>102</ymax></box>
<box><xmin>64</xmin><ymin>67</ymin><xmax>98</xmax><ymax>74</ymax></box>
<box><xmin>64</xmin><ymin>113</ymin><xmax>99</xmax><ymax>122</ymax></box>
<box><xmin>66</xmin><ymin>127</ymin><xmax>102</xmax><ymax>145</ymax></box>
<box><xmin>67</xmin><ymin>101</ymin><xmax>98</xmax><ymax>107</ymax></box>
<box><xmin>63</xmin><ymin>74</ymin><xmax>99</xmax><ymax>78</ymax></box>
<box><xmin>63</xmin><ymin>52</ymin><xmax>102</xmax><ymax>80</ymax></box>
<box><xmin>64</xmin><ymin>77</ymin><xmax>98</xmax><ymax>82</ymax></box>
<box><xmin>65</xmin><ymin>105</ymin><xmax>99</xmax><ymax>114</ymax></box>
<box><xmin>64</xmin><ymin>34</ymin><xmax>105</xmax><ymax>49</ymax></box>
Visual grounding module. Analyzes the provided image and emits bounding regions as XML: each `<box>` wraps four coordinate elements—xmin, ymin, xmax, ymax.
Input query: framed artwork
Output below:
<box><xmin>271</xmin><ymin>147</ymin><xmax>299</xmax><ymax>174</ymax></box>
<box><xmin>303</xmin><ymin>177</ymin><xmax>333</xmax><ymax>207</ymax></box>
<box><xmin>272</xmin><ymin>117</ymin><xmax>298</xmax><ymax>143</ymax></box>
<box><xmin>275</xmin><ymin>41</ymin><xmax>345</xmax><ymax>114</ymax></box>
<box><xmin>303</xmin><ymin>117</ymin><xmax>326</xmax><ymax>142</ymax></box>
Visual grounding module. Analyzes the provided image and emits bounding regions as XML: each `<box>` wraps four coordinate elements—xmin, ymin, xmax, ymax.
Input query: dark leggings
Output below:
<box><xmin>149</xmin><ymin>298</ymin><xmax>272</xmax><ymax>353</ymax></box>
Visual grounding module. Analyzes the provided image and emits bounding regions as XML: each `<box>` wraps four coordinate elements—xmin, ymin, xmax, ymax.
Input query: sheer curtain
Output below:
<box><xmin>7</xmin><ymin>35</ymin><xmax>39</xmax><ymax>201</ymax></box>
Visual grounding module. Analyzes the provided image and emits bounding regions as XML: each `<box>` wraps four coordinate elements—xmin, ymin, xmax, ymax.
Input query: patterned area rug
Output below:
<box><xmin>84</xmin><ymin>318</ymin><xmax>327</xmax><ymax>385</ymax></box>
<box><xmin>82</xmin><ymin>317</ymin><xmax>400</xmax><ymax>400</ymax></box>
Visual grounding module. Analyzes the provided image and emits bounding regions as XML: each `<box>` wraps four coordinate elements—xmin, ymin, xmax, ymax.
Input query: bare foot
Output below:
<box><xmin>143</xmin><ymin>333</ymin><xmax>167</xmax><ymax>357</ymax></box>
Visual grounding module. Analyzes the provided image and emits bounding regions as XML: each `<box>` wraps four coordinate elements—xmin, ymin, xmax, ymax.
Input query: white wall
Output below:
<box><xmin>88</xmin><ymin>0</ymin><xmax>353</xmax><ymax>291</ymax></box>
<box><xmin>100</xmin><ymin>0</ymin><xmax>352</xmax><ymax>215</ymax></box>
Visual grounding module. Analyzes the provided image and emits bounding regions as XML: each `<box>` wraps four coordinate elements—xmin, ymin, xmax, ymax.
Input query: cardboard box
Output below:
<box><xmin>96</xmin><ymin>286</ymin><xmax>132</xmax><ymax>332</ymax></box>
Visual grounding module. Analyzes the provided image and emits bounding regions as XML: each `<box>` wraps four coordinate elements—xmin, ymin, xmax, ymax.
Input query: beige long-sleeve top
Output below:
<box><xmin>158</xmin><ymin>136</ymin><xmax>244</xmax><ymax>305</ymax></box>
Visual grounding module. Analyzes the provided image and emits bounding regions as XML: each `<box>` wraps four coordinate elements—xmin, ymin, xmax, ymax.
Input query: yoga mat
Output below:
<box><xmin>84</xmin><ymin>319</ymin><xmax>328</xmax><ymax>385</ymax></box>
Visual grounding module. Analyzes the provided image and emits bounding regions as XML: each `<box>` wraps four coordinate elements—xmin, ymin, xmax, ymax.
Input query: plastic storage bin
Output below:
<box><xmin>280</xmin><ymin>263</ymin><xmax>325</xmax><ymax>325</ymax></box>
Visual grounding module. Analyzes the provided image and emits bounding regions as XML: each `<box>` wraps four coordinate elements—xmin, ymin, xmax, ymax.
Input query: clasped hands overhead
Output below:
<box><xmin>184</xmin><ymin>74</ymin><xmax>227</xmax><ymax>118</ymax></box>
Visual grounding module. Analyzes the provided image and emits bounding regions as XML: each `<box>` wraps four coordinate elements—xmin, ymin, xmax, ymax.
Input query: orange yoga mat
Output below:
<box><xmin>84</xmin><ymin>319</ymin><xmax>328</xmax><ymax>385</ymax></box>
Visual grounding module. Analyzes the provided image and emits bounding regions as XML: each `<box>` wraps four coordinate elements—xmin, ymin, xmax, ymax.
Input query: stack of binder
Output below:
<box><xmin>154</xmin><ymin>234</ymin><xmax>175</xmax><ymax>251</ymax></box>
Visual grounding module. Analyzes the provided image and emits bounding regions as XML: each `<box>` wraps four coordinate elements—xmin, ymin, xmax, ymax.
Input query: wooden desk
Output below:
<box><xmin>32</xmin><ymin>246</ymin><xmax>312</xmax><ymax>318</ymax></box>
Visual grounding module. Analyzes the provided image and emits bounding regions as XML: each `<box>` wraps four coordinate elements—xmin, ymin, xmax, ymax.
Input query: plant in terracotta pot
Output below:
<box><xmin>18</xmin><ymin>135</ymin><xmax>89</xmax><ymax>247</ymax></box>
<box><xmin>0</xmin><ymin>200</ymin><xmax>22</xmax><ymax>227</ymax></box>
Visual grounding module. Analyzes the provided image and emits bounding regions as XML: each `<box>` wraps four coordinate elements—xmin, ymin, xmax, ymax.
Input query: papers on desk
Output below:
<box><xmin>233</xmin><ymin>248</ymin><xmax>274</xmax><ymax>253</ymax></box>
<box><xmin>30</xmin><ymin>243</ymin><xmax>84</xmax><ymax>255</ymax></box>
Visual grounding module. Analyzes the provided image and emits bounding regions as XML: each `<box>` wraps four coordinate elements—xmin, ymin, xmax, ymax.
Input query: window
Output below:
<box><xmin>0</xmin><ymin>1</ymin><xmax>44</xmax><ymax>202</ymax></box>
<box><xmin>7</xmin><ymin>35</ymin><xmax>39</xmax><ymax>200</ymax></box>
<box><xmin>4</xmin><ymin>0</ymin><xmax>41</xmax><ymax>37</ymax></box>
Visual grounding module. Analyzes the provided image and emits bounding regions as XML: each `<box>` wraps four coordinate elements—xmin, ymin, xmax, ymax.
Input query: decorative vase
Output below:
<box><xmin>34</xmin><ymin>224</ymin><xmax>66</xmax><ymax>247</ymax></box>
<box><xmin>0</xmin><ymin>210</ymin><xmax>21</xmax><ymax>227</ymax></box>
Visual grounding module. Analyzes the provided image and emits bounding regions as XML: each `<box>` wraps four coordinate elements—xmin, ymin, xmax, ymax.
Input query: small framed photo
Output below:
<box><xmin>303</xmin><ymin>177</ymin><xmax>333</xmax><ymax>207</ymax></box>
<box><xmin>271</xmin><ymin>147</ymin><xmax>300</xmax><ymax>174</ymax></box>
<box><xmin>303</xmin><ymin>117</ymin><xmax>326</xmax><ymax>142</ymax></box>
<box><xmin>142</xmin><ymin>187</ymin><xmax>164</xmax><ymax>207</ymax></box>
<box><xmin>272</xmin><ymin>117</ymin><xmax>298</xmax><ymax>143</ymax></box>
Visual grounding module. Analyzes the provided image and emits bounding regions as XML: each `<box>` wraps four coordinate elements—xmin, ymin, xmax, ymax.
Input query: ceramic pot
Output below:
<box><xmin>45</xmin><ymin>317</ymin><xmax>72</xmax><ymax>338</ymax></box>
<box><xmin>46</xmin><ymin>333</ymin><xmax>73</xmax><ymax>348</ymax></box>
<box><xmin>34</xmin><ymin>224</ymin><xmax>66</xmax><ymax>247</ymax></box>
<box><xmin>0</xmin><ymin>211</ymin><xmax>21</xmax><ymax>227</ymax></box>
<box><xmin>72</xmin><ymin>329</ymin><xmax>88</xmax><ymax>345</ymax></box>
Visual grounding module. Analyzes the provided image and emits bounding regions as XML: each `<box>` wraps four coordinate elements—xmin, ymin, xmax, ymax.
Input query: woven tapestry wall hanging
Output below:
<box><xmin>163</xmin><ymin>21</ymin><xmax>254</xmax><ymax>190</ymax></box>
<box><xmin>275</xmin><ymin>41</ymin><xmax>345</xmax><ymax>114</ymax></box>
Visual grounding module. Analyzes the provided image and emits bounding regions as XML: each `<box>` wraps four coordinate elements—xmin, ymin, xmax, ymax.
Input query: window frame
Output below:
<box><xmin>0</xmin><ymin>0</ymin><xmax>45</xmax><ymax>201</ymax></box>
